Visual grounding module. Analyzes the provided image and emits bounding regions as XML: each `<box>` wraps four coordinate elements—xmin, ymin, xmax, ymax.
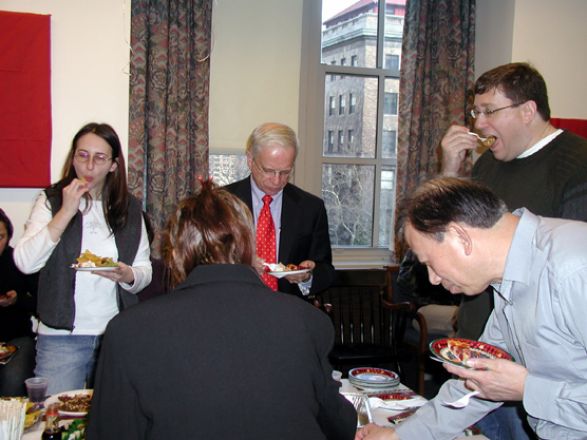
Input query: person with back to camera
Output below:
<box><xmin>225</xmin><ymin>122</ymin><xmax>336</xmax><ymax>298</ymax></box>
<box><xmin>14</xmin><ymin>123</ymin><xmax>152</xmax><ymax>395</ymax></box>
<box><xmin>439</xmin><ymin>62</ymin><xmax>587</xmax><ymax>439</ymax></box>
<box><xmin>86</xmin><ymin>179</ymin><xmax>357</xmax><ymax>440</ymax></box>
<box><xmin>357</xmin><ymin>177</ymin><xmax>587</xmax><ymax>440</ymax></box>
<box><xmin>0</xmin><ymin>208</ymin><xmax>37</xmax><ymax>396</ymax></box>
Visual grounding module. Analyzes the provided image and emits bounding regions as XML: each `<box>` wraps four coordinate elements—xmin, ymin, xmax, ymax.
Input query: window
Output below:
<box><xmin>338</xmin><ymin>94</ymin><xmax>345</xmax><ymax>115</ymax></box>
<box><xmin>327</xmin><ymin>130</ymin><xmax>334</xmax><ymax>152</ymax></box>
<box><xmin>298</xmin><ymin>0</ymin><xmax>405</xmax><ymax>265</ymax></box>
<box><xmin>208</xmin><ymin>154</ymin><xmax>249</xmax><ymax>186</ymax></box>
<box><xmin>338</xmin><ymin>130</ymin><xmax>344</xmax><ymax>150</ymax></box>
<box><xmin>384</xmin><ymin>92</ymin><xmax>398</xmax><ymax>115</ymax></box>
<box><xmin>328</xmin><ymin>96</ymin><xmax>335</xmax><ymax>116</ymax></box>
<box><xmin>385</xmin><ymin>54</ymin><xmax>400</xmax><ymax>71</ymax></box>
<box><xmin>382</xmin><ymin>129</ymin><xmax>397</xmax><ymax>158</ymax></box>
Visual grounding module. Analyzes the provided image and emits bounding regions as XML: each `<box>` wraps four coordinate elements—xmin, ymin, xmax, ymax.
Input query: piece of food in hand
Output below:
<box><xmin>479</xmin><ymin>135</ymin><xmax>496</xmax><ymax>148</ymax></box>
<box><xmin>74</xmin><ymin>249</ymin><xmax>118</xmax><ymax>268</ymax></box>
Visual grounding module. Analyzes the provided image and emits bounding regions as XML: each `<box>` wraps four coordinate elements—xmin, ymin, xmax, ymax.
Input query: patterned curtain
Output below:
<box><xmin>128</xmin><ymin>0</ymin><xmax>213</xmax><ymax>249</ymax></box>
<box><xmin>395</xmin><ymin>0</ymin><xmax>476</xmax><ymax>245</ymax></box>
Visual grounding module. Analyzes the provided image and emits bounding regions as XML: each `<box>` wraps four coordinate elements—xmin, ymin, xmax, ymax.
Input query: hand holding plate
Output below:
<box><xmin>284</xmin><ymin>260</ymin><xmax>314</xmax><ymax>283</ymax></box>
<box><xmin>92</xmin><ymin>261</ymin><xmax>134</xmax><ymax>284</ymax></box>
<box><xmin>444</xmin><ymin>357</ymin><xmax>527</xmax><ymax>401</ymax></box>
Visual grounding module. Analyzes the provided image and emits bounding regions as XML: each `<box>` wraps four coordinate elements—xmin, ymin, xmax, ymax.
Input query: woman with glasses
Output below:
<box><xmin>14</xmin><ymin>122</ymin><xmax>152</xmax><ymax>394</ymax></box>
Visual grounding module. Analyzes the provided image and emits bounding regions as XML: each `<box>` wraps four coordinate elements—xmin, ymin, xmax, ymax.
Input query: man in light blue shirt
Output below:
<box><xmin>357</xmin><ymin>177</ymin><xmax>587</xmax><ymax>440</ymax></box>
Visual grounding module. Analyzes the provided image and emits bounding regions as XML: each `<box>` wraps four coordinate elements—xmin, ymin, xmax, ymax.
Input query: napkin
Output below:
<box><xmin>0</xmin><ymin>398</ymin><xmax>26</xmax><ymax>440</ymax></box>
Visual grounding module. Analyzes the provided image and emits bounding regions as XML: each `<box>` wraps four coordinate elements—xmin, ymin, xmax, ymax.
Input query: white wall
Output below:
<box><xmin>0</xmin><ymin>0</ymin><xmax>131</xmax><ymax>243</ymax></box>
<box><xmin>475</xmin><ymin>0</ymin><xmax>587</xmax><ymax>118</ymax></box>
<box><xmin>208</xmin><ymin>0</ymin><xmax>303</xmax><ymax>153</ymax></box>
<box><xmin>2</xmin><ymin>0</ymin><xmax>586</xmax><ymax>242</ymax></box>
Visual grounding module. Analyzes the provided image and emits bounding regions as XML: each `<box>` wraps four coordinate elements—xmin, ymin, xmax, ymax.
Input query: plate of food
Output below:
<box><xmin>429</xmin><ymin>337</ymin><xmax>512</xmax><ymax>368</ymax></box>
<box><xmin>71</xmin><ymin>250</ymin><xmax>118</xmax><ymax>271</ymax></box>
<box><xmin>263</xmin><ymin>262</ymin><xmax>310</xmax><ymax>278</ymax></box>
<box><xmin>0</xmin><ymin>342</ymin><xmax>17</xmax><ymax>361</ymax></box>
<box><xmin>44</xmin><ymin>389</ymin><xmax>93</xmax><ymax>417</ymax></box>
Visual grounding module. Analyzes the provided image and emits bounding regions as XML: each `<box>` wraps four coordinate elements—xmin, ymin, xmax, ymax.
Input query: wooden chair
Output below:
<box><xmin>317</xmin><ymin>268</ymin><xmax>399</xmax><ymax>376</ymax></box>
<box><xmin>382</xmin><ymin>265</ymin><xmax>455</xmax><ymax>396</ymax></box>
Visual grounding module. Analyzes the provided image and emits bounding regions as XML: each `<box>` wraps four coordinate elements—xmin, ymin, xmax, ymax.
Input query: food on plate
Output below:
<box><xmin>62</xmin><ymin>418</ymin><xmax>87</xmax><ymax>440</ymax></box>
<box><xmin>57</xmin><ymin>392</ymin><xmax>93</xmax><ymax>413</ymax></box>
<box><xmin>263</xmin><ymin>262</ymin><xmax>302</xmax><ymax>272</ymax></box>
<box><xmin>445</xmin><ymin>339</ymin><xmax>493</xmax><ymax>364</ymax></box>
<box><xmin>74</xmin><ymin>250</ymin><xmax>117</xmax><ymax>268</ymax></box>
<box><xmin>24</xmin><ymin>401</ymin><xmax>42</xmax><ymax>429</ymax></box>
<box><xmin>0</xmin><ymin>342</ymin><xmax>17</xmax><ymax>360</ymax></box>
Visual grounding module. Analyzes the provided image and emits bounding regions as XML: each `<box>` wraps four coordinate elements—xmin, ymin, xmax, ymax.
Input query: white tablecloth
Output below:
<box><xmin>22</xmin><ymin>382</ymin><xmax>488</xmax><ymax>439</ymax></box>
<box><xmin>340</xmin><ymin>379</ymin><xmax>488</xmax><ymax>440</ymax></box>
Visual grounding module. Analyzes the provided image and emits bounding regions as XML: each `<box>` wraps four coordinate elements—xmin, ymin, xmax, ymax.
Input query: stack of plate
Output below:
<box><xmin>348</xmin><ymin>367</ymin><xmax>400</xmax><ymax>391</ymax></box>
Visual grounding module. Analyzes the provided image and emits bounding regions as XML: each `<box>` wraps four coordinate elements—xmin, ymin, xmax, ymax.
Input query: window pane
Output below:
<box><xmin>378</xmin><ymin>169</ymin><xmax>395</xmax><ymax>247</ymax></box>
<box><xmin>323</xmin><ymin>75</ymin><xmax>378</xmax><ymax>158</ymax></box>
<box><xmin>383</xmin><ymin>4</ymin><xmax>403</xmax><ymax>75</ymax></box>
<box><xmin>321</xmin><ymin>0</ymin><xmax>379</xmax><ymax>68</ymax></box>
<box><xmin>209</xmin><ymin>154</ymin><xmax>249</xmax><ymax>185</ymax></box>
<box><xmin>322</xmin><ymin>164</ymin><xmax>374</xmax><ymax>247</ymax></box>
<box><xmin>382</xmin><ymin>129</ymin><xmax>396</xmax><ymax>159</ymax></box>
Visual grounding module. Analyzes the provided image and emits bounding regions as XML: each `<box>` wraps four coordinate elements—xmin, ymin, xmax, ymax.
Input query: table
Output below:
<box><xmin>340</xmin><ymin>379</ymin><xmax>488</xmax><ymax>440</ymax></box>
<box><xmin>21</xmin><ymin>382</ymin><xmax>489</xmax><ymax>439</ymax></box>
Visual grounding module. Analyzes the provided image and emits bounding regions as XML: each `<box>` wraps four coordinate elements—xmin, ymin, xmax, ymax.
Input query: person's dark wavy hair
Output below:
<box><xmin>474</xmin><ymin>62</ymin><xmax>551</xmax><ymax>121</ymax></box>
<box><xmin>400</xmin><ymin>177</ymin><xmax>508</xmax><ymax>241</ymax></box>
<box><xmin>160</xmin><ymin>179</ymin><xmax>255</xmax><ymax>288</ymax></box>
<box><xmin>0</xmin><ymin>208</ymin><xmax>14</xmax><ymax>241</ymax></box>
<box><xmin>47</xmin><ymin>122</ymin><xmax>129</xmax><ymax>233</ymax></box>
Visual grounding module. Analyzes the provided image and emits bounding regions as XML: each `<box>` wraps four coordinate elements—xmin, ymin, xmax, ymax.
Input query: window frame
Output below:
<box><xmin>297</xmin><ymin>0</ymin><xmax>398</xmax><ymax>268</ymax></box>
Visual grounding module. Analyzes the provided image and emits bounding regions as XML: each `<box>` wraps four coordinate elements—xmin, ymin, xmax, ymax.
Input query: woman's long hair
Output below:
<box><xmin>48</xmin><ymin>122</ymin><xmax>129</xmax><ymax>232</ymax></box>
<box><xmin>161</xmin><ymin>179</ymin><xmax>255</xmax><ymax>287</ymax></box>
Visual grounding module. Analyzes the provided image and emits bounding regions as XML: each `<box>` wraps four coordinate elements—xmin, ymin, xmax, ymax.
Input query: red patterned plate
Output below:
<box><xmin>429</xmin><ymin>337</ymin><xmax>512</xmax><ymax>368</ymax></box>
<box><xmin>373</xmin><ymin>391</ymin><xmax>417</xmax><ymax>401</ymax></box>
<box><xmin>348</xmin><ymin>367</ymin><xmax>400</xmax><ymax>387</ymax></box>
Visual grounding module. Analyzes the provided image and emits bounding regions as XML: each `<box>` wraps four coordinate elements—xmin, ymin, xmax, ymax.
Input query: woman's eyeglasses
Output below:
<box><xmin>74</xmin><ymin>150</ymin><xmax>112</xmax><ymax>166</ymax></box>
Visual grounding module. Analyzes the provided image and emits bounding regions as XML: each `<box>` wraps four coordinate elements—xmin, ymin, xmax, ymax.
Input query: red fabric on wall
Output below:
<box><xmin>0</xmin><ymin>11</ymin><xmax>51</xmax><ymax>188</ymax></box>
<box><xmin>551</xmin><ymin>118</ymin><xmax>587</xmax><ymax>139</ymax></box>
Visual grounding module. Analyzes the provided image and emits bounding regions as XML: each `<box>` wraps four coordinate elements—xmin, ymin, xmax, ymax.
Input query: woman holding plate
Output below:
<box><xmin>14</xmin><ymin>122</ymin><xmax>151</xmax><ymax>395</ymax></box>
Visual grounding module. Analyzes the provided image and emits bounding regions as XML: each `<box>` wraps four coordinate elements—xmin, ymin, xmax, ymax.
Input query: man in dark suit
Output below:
<box><xmin>87</xmin><ymin>181</ymin><xmax>356</xmax><ymax>440</ymax></box>
<box><xmin>225</xmin><ymin>122</ymin><xmax>336</xmax><ymax>297</ymax></box>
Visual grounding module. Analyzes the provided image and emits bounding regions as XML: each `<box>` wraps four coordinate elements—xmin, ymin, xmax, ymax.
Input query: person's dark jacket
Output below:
<box><xmin>87</xmin><ymin>264</ymin><xmax>356</xmax><ymax>440</ymax></box>
<box><xmin>225</xmin><ymin>177</ymin><xmax>336</xmax><ymax>297</ymax></box>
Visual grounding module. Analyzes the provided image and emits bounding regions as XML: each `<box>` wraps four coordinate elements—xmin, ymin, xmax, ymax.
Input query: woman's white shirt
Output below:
<box><xmin>14</xmin><ymin>192</ymin><xmax>152</xmax><ymax>335</ymax></box>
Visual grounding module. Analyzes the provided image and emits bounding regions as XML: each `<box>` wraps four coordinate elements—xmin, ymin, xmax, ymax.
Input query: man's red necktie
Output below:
<box><xmin>257</xmin><ymin>195</ymin><xmax>278</xmax><ymax>291</ymax></box>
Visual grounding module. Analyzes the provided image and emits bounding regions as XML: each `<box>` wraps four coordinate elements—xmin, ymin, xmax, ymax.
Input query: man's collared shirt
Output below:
<box><xmin>396</xmin><ymin>209</ymin><xmax>587</xmax><ymax>440</ymax></box>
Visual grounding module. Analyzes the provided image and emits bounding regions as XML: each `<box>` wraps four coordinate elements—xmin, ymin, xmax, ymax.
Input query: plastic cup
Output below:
<box><xmin>24</xmin><ymin>377</ymin><xmax>48</xmax><ymax>403</ymax></box>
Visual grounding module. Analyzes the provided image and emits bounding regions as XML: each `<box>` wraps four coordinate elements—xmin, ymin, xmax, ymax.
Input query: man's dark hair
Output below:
<box><xmin>401</xmin><ymin>177</ymin><xmax>508</xmax><ymax>241</ymax></box>
<box><xmin>475</xmin><ymin>62</ymin><xmax>551</xmax><ymax>121</ymax></box>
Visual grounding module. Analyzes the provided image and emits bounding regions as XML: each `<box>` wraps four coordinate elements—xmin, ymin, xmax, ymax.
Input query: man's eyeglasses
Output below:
<box><xmin>74</xmin><ymin>150</ymin><xmax>112</xmax><ymax>166</ymax></box>
<box><xmin>470</xmin><ymin>102</ymin><xmax>523</xmax><ymax>119</ymax></box>
<box><xmin>253</xmin><ymin>160</ymin><xmax>293</xmax><ymax>178</ymax></box>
